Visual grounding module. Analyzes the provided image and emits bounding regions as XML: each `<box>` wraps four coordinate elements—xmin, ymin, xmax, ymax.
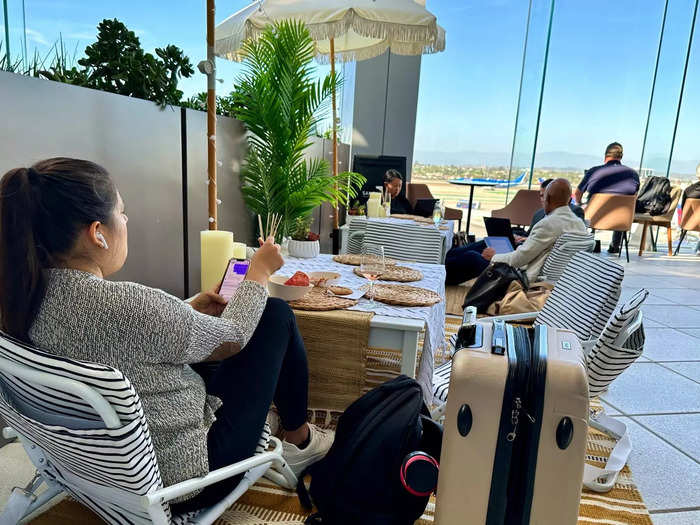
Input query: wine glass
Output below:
<box><xmin>360</xmin><ymin>244</ymin><xmax>386</xmax><ymax>309</ymax></box>
<box><xmin>432</xmin><ymin>201</ymin><xmax>443</xmax><ymax>228</ymax></box>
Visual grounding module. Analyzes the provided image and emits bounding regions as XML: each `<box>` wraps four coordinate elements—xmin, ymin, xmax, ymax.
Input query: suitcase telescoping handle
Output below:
<box><xmin>492</xmin><ymin>319</ymin><xmax>506</xmax><ymax>355</ymax></box>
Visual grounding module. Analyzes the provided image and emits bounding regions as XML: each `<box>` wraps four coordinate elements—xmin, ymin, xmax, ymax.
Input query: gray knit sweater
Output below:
<box><xmin>29</xmin><ymin>268</ymin><xmax>269</xmax><ymax>487</ymax></box>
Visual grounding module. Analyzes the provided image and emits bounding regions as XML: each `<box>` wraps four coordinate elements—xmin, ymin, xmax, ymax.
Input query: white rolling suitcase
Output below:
<box><xmin>434</xmin><ymin>320</ymin><xmax>589</xmax><ymax>525</ymax></box>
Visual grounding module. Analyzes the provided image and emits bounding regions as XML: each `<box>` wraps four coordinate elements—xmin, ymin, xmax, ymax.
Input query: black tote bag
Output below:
<box><xmin>462</xmin><ymin>262</ymin><xmax>530</xmax><ymax>313</ymax></box>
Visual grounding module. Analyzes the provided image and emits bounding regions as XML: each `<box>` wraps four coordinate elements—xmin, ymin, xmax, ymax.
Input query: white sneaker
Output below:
<box><xmin>282</xmin><ymin>424</ymin><xmax>335</xmax><ymax>476</ymax></box>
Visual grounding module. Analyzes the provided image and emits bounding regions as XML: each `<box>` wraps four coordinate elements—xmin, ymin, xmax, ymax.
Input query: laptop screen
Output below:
<box><xmin>484</xmin><ymin>236</ymin><xmax>514</xmax><ymax>254</ymax></box>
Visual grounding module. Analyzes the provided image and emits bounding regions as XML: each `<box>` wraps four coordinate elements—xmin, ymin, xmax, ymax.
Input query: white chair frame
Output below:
<box><xmin>0</xmin><ymin>357</ymin><xmax>297</xmax><ymax>525</ymax></box>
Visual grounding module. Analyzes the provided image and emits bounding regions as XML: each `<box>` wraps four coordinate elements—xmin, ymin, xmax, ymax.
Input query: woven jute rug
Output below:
<box><xmin>31</xmin><ymin>315</ymin><xmax>651</xmax><ymax>525</ymax></box>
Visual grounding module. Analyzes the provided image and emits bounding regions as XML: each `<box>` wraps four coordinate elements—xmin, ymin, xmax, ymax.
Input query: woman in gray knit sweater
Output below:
<box><xmin>0</xmin><ymin>158</ymin><xmax>333</xmax><ymax>511</ymax></box>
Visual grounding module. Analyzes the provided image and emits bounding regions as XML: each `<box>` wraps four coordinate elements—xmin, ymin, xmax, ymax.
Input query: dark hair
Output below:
<box><xmin>384</xmin><ymin>169</ymin><xmax>403</xmax><ymax>184</ymax></box>
<box><xmin>540</xmin><ymin>178</ymin><xmax>554</xmax><ymax>189</ymax></box>
<box><xmin>605</xmin><ymin>142</ymin><xmax>623</xmax><ymax>159</ymax></box>
<box><xmin>0</xmin><ymin>158</ymin><xmax>117</xmax><ymax>341</ymax></box>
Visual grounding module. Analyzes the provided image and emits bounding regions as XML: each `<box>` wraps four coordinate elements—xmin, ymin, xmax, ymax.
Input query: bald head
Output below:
<box><xmin>544</xmin><ymin>178</ymin><xmax>572</xmax><ymax>214</ymax></box>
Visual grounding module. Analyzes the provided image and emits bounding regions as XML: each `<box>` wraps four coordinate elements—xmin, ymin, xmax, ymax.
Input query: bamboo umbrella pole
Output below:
<box><xmin>330</xmin><ymin>37</ymin><xmax>340</xmax><ymax>253</ymax></box>
<box><xmin>207</xmin><ymin>0</ymin><xmax>217</xmax><ymax>230</ymax></box>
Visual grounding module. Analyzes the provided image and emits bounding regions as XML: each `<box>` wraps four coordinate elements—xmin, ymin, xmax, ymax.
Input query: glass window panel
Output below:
<box><xmin>642</xmin><ymin>0</ymin><xmax>697</xmax><ymax>176</ymax></box>
<box><xmin>412</xmin><ymin>1</ymin><xmax>529</xmax><ymax>238</ymax></box>
<box><xmin>534</xmin><ymin>0</ymin><xmax>664</xmax><ymax>189</ymax></box>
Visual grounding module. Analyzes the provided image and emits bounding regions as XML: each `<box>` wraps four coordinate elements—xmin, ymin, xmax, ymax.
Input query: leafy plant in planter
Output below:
<box><xmin>232</xmin><ymin>20</ymin><xmax>365</xmax><ymax>241</ymax></box>
<box><xmin>288</xmin><ymin>217</ymin><xmax>321</xmax><ymax>258</ymax></box>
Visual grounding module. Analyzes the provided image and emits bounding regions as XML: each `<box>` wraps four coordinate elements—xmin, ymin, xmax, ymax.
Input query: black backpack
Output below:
<box><xmin>635</xmin><ymin>176</ymin><xmax>672</xmax><ymax>215</ymax></box>
<box><xmin>298</xmin><ymin>376</ymin><xmax>442</xmax><ymax>525</ymax></box>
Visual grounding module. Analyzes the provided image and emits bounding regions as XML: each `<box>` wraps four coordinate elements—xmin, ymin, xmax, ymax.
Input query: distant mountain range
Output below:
<box><xmin>414</xmin><ymin>149</ymin><xmax>698</xmax><ymax>178</ymax></box>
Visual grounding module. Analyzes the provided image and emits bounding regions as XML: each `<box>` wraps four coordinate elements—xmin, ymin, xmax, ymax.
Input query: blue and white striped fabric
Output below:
<box><xmin>539</xmin><ymin>232</ymin><xmax>596</xmax><ymax>283</ymax></box>
<box><xmin>0</xmin><ymin>333</ymin><xmax>270</xmax><ymax>524</ymax></box>
<box><xmin>537</xmin><ymin>252</ymin><xmax>624</xmax><ymax>344</ymax></box>
<box><xmin>587</xmin><ymin>289</ymin><xmax>648</xmax><ymax>397</ymax></box>
<box><xmin>346</xmin><ymin>217</ymin><xmax>452</xmax><ymax>263</ymax></box>
<box><xmin>435</xmin><ymin>252</ymin><xmax>625</xmax><ymax>404</ymax></box>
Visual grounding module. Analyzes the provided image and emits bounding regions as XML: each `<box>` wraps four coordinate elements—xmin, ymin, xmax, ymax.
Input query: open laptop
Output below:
<box><xmin>483</xmin><ymin>216</ymin><xmax>517</xmax><ymax>248</ymax></box>
<box><xmin>414</xmin><ymin>198</ymin><xmax>439</xmax><ymax>217</ymax></box>
<box><xmin>484</xmin><ymin>236</ymin><xmax>514</xmax><ymax>254</ymax></box>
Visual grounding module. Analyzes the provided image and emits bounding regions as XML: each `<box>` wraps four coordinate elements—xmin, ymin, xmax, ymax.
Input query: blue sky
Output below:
<box><xmin>3</xmin><ymin>0</ymin><xmax>699</xmax><ymax>174</ymax></box>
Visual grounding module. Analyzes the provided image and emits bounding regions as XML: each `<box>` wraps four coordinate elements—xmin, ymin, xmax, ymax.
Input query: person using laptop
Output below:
<box><xmin>446</xmin><ymin>179</ymin><xmax>588</xmax><ymax>285</ymax></box>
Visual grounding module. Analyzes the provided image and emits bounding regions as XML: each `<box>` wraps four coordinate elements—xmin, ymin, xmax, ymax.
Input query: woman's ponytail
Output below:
<box><xmin>0</xmin><ymin>168</ymin><xmax>46</xmax><ymax>341</ymax></box>
<box><xmin>0</xmin><ymin>158</ymin><xmax>116</xmax><ymax>342</ymax></box>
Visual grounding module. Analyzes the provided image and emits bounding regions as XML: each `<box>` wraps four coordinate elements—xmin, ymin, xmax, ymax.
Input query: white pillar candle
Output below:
<box><xmin>201</xmin><ymin>230</ymin><xmax>234</xmax><ymax>292</ymax></box>
<box><xmin>232</xmin><ymin>242</ymin><xmax>247</xmax><ymax>260</ymax></box>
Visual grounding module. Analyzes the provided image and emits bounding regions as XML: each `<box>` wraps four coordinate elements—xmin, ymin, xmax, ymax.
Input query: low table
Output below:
<box><xmin>280</xmin><ymin>255</ymin><xmax>446</xmax><ymax>402</ymax></box>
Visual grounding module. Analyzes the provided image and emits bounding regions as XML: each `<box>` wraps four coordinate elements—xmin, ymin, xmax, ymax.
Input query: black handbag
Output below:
<box><xmin>462</xmin><ymin>262</ymin><xmax>529</xmax><ymax>313</ymax></box>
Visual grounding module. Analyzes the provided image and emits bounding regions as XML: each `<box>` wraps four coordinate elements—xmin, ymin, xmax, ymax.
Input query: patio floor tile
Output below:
<box><xmin>642</xmin><ymin>329</ymin><xmax>700</xmax><ymax>361</ymax></box>
<box><xmin>601</xmin><ymin>363</ymin><xmax>700</xmax><ymax>414</ymax></box>
<box><xmin>617</xmin><ymin>417</ymin><xmax>700</xmax><ymax>511</ymax></box>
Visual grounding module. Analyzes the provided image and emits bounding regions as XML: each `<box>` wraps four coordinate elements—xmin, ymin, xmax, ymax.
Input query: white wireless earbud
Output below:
<box><xmin>96</xmin><ymin>232</ymin><xmax>109</xmax><ymax>250</ymax></box>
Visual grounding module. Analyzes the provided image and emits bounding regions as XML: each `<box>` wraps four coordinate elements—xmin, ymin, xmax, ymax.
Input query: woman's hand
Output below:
<box><xmin>190</xmin><ymin>290</ymin><xmax>228</xmax><ymax>316</ymax></box>
<box><xmin>246</xmin><ymin>236</ymin><xmax>283</xmax><ymax>286</ymax></box>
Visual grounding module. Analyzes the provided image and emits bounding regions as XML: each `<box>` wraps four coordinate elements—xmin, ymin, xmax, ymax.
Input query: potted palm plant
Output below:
<box><xmin>232</xmin><ymin>20</ymin><xmax>364</xmax><ymax>243</ymax></box>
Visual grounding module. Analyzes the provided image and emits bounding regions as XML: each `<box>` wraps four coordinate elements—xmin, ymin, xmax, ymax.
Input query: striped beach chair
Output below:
<box><xmin>538</xmin><ymin>232</ymin><xmax>596</xmax><ymax>283</ymax></box>
<box><xmin>0</xmin><ymin>333</ymin><xmax>296</xmax><ymax>524</ymax></box>
<box><xmin>584</xmin><ymin>288</ymin><xmax>648</xmax><ymax>492</ymax></box>
<box><xmin>433</xmin><ymin>252</ymin><xmax>625</xmax><ymax>412</ymax></box>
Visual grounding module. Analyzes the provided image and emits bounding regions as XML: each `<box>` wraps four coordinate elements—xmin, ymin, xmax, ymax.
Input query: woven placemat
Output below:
<box><xmin>288</xmin><ymin>287</ymin><xmax>358</xmax><ymax>311</ymax></box>
<box><xmin>332</xmin><ymin>254</ymin><xmax>397</xmax><ymax>266</ymax></box>
<box><xmin>353</xmin><ymin>265</ymin><xmax>423</xmax><ymax>283</ymax></box>
<box><xmin>367</xmin><ymin>284</ymin><xmax>442</xmax><ymax>306</ymax></box>
<box><xmin>328</xmin><ymin>285</ymin><xmax>352</xmax><ymax>295</ymax></box>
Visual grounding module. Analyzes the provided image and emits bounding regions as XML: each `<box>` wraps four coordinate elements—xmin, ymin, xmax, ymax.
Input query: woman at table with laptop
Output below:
<box><xmin>445</xmin><ymin>178</ymin><xmax>588</xmax><ymax>285</ymax></box>
<box><xmin>0</xmin><ymin>158</ymin><xmax>334</xmax><ymax>512</ymax></box>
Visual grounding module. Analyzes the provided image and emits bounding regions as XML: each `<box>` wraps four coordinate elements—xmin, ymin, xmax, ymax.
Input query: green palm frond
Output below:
<box><xmin>233</xmin><ymin>20</ymin><xmax>365</xmax><ymax>240</ymax></box>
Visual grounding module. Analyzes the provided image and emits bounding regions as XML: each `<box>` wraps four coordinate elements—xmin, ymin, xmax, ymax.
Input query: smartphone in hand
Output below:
<box><xmin>218</xmin><ymin>259</ymin><xmax>250</xmax><ymax>301</ymax></box>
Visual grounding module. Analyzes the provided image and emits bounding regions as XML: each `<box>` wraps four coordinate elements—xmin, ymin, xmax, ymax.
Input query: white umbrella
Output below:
<box><xmin>213</xmin><ymin>0</ymin><xmax>445</xmax><ymax>251</ymax></box>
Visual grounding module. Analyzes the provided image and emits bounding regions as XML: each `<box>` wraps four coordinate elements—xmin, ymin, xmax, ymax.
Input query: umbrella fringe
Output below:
<box><xmin>215</xmin><ymin>8</ymin><xmax>445</xmax><ymax>62</ymax></box>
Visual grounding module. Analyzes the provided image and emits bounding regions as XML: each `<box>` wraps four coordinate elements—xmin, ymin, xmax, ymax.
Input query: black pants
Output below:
<box><xmin>172</xmin><ymin>298</ymin><xmax>308</xmax><ymax>512</ymax></box>
<box><xmin>445</xmin><ymin>240</ymin><xmax>490</xmax><ymax>285</ymax></box>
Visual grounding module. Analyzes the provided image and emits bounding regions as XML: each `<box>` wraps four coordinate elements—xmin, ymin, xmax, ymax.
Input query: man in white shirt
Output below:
<box><xmin>484</xmin><ymin>178</ymin><xmax>588</xmax><ymax>283</ymax></box>
<box><xmin>445</xmin><ymin>179</ymin><xmax>587</xmax><ymax>285</ymax></box>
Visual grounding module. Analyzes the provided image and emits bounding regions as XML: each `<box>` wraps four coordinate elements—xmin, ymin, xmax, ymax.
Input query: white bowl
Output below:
<box><xmin>308</xmin><ymin>271</ymin><xmax>341</xmax><ymax>286</ymax></box>
<box><xmin>268</xmin><ymin>274</ymin><xmax>313</xmax><ymax>301</ymax></box>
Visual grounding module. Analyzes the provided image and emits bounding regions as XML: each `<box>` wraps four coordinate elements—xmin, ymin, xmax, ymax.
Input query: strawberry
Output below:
<box><xmin>307</xmin><ymin>232</ymin><xmax>320</xmax><ymax>241</ymax></box>
<box><xmin>284</xmin><ymin>271</ymin><xmax>310</xmax><ymax>287</ymax></box>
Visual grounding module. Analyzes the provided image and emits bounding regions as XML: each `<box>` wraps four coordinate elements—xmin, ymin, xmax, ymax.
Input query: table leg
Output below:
<box><xmin>400</xmin><ymin>330</ymin><xmax>420</xmax><ymax>377</ymax></box>
<box><xmin>465</xmin><ymin>185</ymin><xmax>475</xmax><ymax>238</ymax></box>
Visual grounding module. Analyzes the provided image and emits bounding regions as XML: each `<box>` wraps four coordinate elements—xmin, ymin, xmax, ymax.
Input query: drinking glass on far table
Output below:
<box><xmin>432</xmin><ymin>201</ymin><xmax>443</xmax><ymax>228</ymax></box>
<box><xmin>360</xmin><ymin>244</ymin><xmax>386</xmax><ymax>309</ymax></box>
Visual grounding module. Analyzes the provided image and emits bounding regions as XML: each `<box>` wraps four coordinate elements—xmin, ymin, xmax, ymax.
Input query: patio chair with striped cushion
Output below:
<box><xmin>433</xmin><ymin>252</ymin><xmax>624</xmax><ymax>410</ymax></box>
<box><xmin>538</xmin><ymin>232</ymin><xmax>596</xmax><ymax>283</ymax></box>
<box><xmin>0</xmin><ymin>333</ymin><xmax>296</xmax><ymax>525</ymax></box>
<box><xmin>584</xmin><ymin>288</ymin><xmax>648</xmax><ymax>492</ymax></box>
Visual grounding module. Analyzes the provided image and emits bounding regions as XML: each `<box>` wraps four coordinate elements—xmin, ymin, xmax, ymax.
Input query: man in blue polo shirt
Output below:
<box><xmin>574</xmin><ymin>142</ymin><xmax>639</xmax><ymax>254</ymax></box>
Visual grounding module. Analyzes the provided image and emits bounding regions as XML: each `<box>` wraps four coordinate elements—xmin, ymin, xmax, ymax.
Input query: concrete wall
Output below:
<box><xmin>351</xmin><ymin>51</ymin><xmax>422</xmax><ymax>180</ymax></box>
<box><xmin>0</xmin><ymin>71</ymin><xmax>350</xmax><ymax>298</ymax></box>
<box><xmin>0</xmin><ymin>71</ymin><xmax>186</xmax><ymax>297</ymax></box>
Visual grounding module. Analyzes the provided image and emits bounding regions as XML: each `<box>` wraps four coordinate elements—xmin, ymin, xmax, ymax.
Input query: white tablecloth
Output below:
<box><xmin>279</xmin><ymin>255</ymin><xmax>446</xmax><ymax>401</ymax></box>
